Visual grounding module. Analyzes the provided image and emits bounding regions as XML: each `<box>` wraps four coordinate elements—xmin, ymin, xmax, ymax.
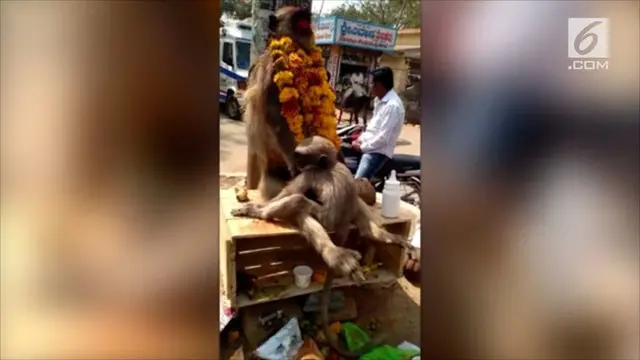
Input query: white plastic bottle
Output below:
<box><xmin>381</xmin><ymin>170</ymin><xmax>401</xmax><ymax>218</ymax></box>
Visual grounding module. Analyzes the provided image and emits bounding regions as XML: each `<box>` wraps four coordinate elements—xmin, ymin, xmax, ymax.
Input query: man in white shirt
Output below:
<box><xmin>352</xmin><ymin>67</ymin><xmax>405</xmax><ymax>179</ymax></box>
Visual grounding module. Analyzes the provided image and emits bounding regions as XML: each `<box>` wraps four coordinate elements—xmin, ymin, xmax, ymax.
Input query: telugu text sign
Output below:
<box><xmin>334</xmin><ymin>18</ymin><xmax>397</xmax><ymax>51</ymax></box>
<box><xmin>313</xmin><ymin>17</ymin><xmax>335</xmax><ymax>45</ymax></box>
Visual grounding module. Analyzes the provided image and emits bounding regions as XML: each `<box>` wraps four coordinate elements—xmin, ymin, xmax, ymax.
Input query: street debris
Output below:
<box><xmin>239</xmin><ymin>291</ymin><xmax>420</xmax><ymax>360</ymax></box>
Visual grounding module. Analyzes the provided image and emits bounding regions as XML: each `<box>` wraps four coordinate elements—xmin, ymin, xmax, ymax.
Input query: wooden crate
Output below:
<box><xmin>220</xmin><ymin>189</ymin><xmax>414</xmax><ymax>309</ymax></box>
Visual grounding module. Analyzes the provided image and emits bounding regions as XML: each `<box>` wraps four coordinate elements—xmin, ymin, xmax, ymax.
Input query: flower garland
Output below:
<box><xmin>268</xmin><ymin>37</ymin><xmax>340</xmax><ymax>149</ymax></box>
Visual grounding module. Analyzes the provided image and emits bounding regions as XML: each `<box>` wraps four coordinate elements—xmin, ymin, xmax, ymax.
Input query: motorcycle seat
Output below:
<box><xmin>400</xmin><ymin>169</ymin><xmax>421</xmax><ymax>178</ymax></box>
<box><xmin>343</xmin><ymin>156</ymin><xmax>360</xmax><ymax>173</ymax></box>
<box><xmin>391</xmin><ymin>154</ymin><xmax>420</xmax><ymax>170</ymax></box>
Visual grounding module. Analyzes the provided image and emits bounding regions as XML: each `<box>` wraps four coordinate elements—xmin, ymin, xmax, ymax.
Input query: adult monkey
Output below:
<box><xmin>233</xmin><ymin>136</ymin><xmax>409</xmax><ymax>277</ymax></box>
<box><xmin>233</xmin><ymin>136</ymin><xmax>400</xmax><ymax>358</ymax></box>
<box><xmin>244</xmin><ymin>6</ymin><xmax>376</xmax><ymax>204</ymax></box>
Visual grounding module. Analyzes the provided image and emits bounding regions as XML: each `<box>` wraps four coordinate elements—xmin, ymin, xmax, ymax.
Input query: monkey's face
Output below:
<box><xmin>294</xmin><ymin>151</ymin><xmax>329</xmax><ymax>172</ymax></box>
<box><xmin>270</xmin><ymin>7</ymin><xmax>315</xmax><ymax>52</ymax></box>
<box><xmin>294</xmin><ymin>136</ymin><xmax>337</xmax><ymax>171</ymax></box>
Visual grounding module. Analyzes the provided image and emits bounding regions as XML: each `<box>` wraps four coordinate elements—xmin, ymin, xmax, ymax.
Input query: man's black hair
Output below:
<box><xmin>371</xmin><ymin>66</ymin><xmax>394</xmax><ymax>90</ymax></box>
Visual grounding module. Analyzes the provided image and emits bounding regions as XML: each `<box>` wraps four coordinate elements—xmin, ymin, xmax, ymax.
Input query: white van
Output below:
<box><xmin>220</xmin><ymin>19</ymin><xmax>252</xmax><ymax>120</ymax></box>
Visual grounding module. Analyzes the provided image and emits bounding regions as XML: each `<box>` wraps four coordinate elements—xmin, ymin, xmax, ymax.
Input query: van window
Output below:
<box><xmin>235</xmin><ymin>41</ymin><xmax>251</xmax><ymax>70</ymax></box>
<box><xmin>222</xmin><ymin>42</ymin><xmax>234</xmax><ymax>67</ymax></box>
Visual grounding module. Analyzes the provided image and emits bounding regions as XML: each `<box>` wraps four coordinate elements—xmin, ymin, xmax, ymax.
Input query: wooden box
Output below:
<box><xmin>219</xmin><ymin>189</ymin><xmax>413</xmax><ymax>309</ymax></box>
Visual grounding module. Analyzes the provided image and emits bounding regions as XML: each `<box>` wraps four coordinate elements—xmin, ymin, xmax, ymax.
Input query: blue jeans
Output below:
<box><xmin>355</xmin><ymin>152</ymin><xmax>389</xmax><ymax>179</ymax></box>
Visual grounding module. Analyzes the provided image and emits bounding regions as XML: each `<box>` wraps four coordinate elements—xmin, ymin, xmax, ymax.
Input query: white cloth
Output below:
<box><xmin>349</xmin><ymin>72</ymin><xmax>366</xmax><ymax>97</ymax></box>
<box><xmin>411</xmin><ymin>222</ymin><xmax>421</xmax><ymax>248</ymax></box>
<box><xmin>351</xmin><ymin>83</ymin><xmax>366</xmax><ymax>98</ymax></box>
<box><xmin>255</xmin><ymin>317</ymin><xmax>303</xmax><ymax>360</ymax></box>
<box><xmin>358</xmin><ymin>89</ymin><xmax>405</xmax><ymax>158</ymax></box>
<box><xmin>350</xmin><ymin>72</ymin><xmax>364</xmax><ymax>85</ymax></box>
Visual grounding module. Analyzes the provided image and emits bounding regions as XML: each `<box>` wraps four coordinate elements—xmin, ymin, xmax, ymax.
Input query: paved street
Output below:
<box><xmin>219</xmin><ymin>114</ymin><xmax>421</xmax><ymax>173</ymax></box>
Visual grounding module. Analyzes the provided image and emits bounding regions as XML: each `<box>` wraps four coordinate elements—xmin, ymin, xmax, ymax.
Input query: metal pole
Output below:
<box><xmin>318</xmin><ymin>0</ymin><xmax>326</xmax><ymax>16</ymax></box>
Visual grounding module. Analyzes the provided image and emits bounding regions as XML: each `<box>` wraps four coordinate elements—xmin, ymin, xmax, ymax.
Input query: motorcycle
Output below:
<box><xmin>337</xmin><ymin>124</ymin><xmax>421</xmax><ymax>207</ymax></box>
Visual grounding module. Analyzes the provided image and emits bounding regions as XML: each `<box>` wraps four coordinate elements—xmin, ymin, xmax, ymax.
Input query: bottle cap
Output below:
<box><xmin>387</xmin><ymin>170</ymin><xmax>399</xmax><ymax>185</ymax></box>
<box><xmin>384</xmin><ymin>170</ymin><xmax>400</xmax><ymax>192</ymax></box>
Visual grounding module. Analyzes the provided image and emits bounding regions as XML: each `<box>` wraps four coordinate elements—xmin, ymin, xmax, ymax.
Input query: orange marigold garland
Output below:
<box><xmin>268</xmin><ymin>36</ymin><xmax>340</xmax><ymax>148</ymax></box>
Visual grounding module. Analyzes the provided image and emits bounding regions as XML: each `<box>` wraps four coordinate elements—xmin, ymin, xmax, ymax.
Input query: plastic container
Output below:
<box><xmin>381</xmin><ymin>170</ymin><xmax>401</xmax><ymax>218</ymax></box>
<box><xmin>293</xmin><ymin>265</ymin><xmax>313</xmax><ymax>288</ymax></box>
<box><xmin>398</xmin><ymin>341</ymin><xmax>421</xmax><ymax>359</ymax></box>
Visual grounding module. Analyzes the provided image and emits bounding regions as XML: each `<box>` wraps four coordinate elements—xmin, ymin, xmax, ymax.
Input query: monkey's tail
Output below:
<box><xmin>320</xmin><ymin>272</ymin><xmax>387</xmax><ymax>358</ymax></box>
<box><xmin>298</xmin><ymin>213</ymin><xmax>388</xmax><ymax>357</ymax></box>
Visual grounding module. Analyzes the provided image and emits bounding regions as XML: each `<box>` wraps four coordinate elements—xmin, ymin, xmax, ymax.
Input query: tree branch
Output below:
<box><xmin>395</xmin><ymin>0</ymin><xmax>407</xmax><ymax>29</ymax></box>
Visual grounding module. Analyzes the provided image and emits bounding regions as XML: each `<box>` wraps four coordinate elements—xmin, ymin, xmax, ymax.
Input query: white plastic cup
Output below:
<box><xmin>293</xmin><ymin>265</ymin><xmax>313</xmax><ymax>289</ymax></box>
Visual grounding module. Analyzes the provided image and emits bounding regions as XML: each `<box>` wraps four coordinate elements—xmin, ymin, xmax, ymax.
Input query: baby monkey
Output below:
<box><xmin>232</xmin><ymin>136</ymin><xmax>408</xmax><ymax>279</ymax></box>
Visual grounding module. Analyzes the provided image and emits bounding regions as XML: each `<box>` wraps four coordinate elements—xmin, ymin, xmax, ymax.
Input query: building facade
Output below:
<box><xmin>313</xmin><ymin>16</ymin><xmax>398</xmax><ymax>96</ymax></box>
<box><xmin>379</xmin><ymin>28</ymin><xmax>421</xmax><ymax>93</ymax></box>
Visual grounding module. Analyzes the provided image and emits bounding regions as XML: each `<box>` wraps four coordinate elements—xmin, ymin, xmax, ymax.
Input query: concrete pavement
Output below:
<box><xmin>219</xmin><ymin>114</ymin><xmax>421</xmax><ymax>173</ymax></box>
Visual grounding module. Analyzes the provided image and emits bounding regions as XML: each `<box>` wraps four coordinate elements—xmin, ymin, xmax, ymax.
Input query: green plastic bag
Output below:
<box><xmin>359</xmin><ymin>345</ymin><xmax>419</xmax><ymax>360</ymax></box>
<box><xmin>342</xmin><ymin>322</ymin><xmax>370</xmax><ymax>351</ymax></box>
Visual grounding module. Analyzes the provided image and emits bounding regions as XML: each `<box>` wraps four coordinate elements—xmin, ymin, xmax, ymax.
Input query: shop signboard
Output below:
<box><xmin>313</xmin><ymin>17</ymin><xmax>335</xmax><ymax>45</ymax></box>
<box><xmin>334</xmin><ymin>18</ymin><xmax>397</xmax><ymax>52</ymax></box>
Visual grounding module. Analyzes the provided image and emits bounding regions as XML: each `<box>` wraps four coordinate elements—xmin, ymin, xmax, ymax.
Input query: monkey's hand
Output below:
<box><xmin>383</xmin><ymin>232</ymin><xmax>412</xmax><ymax>248</ymax></box>
<box><xmin>324</xmin><ymin>247</ymin><xmax>365</xmax><ymax>282</ymax></box>
<box><xmin>230</xmin><ymin>203</ymin><xmax>263</xmax><ymax>219</ymax></box>
<box><xmin>288</xmin><ymin>164</ymin><xmax>301</xmax><ymax>178</ymax></box>
<box><xmin>367</xmin><ymin>229</ymin><xmax>412</xmax><ymax>249</ymax></box>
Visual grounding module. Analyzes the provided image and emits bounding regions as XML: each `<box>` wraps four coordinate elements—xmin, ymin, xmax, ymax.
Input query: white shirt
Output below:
<box><xmin>358</xmin><ymin>89</ymin><xmax>405</xmax><ymax>158</ymax></box>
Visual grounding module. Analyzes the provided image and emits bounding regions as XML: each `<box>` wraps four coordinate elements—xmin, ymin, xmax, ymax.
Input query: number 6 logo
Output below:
<box><xmin>574</xmin><ymin>21</ymin><xmax>602</xmax><ymax>56</ymax></box>
<box><xmin>568</xmin><ymin>18</ymin><xmax>610</xmax><ymax>59</ymax></box>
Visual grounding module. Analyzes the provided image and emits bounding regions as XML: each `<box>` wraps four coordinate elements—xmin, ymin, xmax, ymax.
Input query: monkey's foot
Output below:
<box><xmin>230</xmin><ymin>203</ymin><xmax>262</xmax><ymax>218</ymax></box>
<box><xmin>324</xmin><ymin>246</ymin><xmax>364</xmax><ymax>281</ymax></box>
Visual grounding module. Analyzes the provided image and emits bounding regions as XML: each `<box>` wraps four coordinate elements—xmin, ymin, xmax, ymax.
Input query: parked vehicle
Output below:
<box><xmin>219</xmin><ymin>19</ymin><xmax>251</xmax><ymax>120</ymax></box>
<box><xmin>337</xmin><ymin>125</ymin><xmax>421</xmax><ymax>207</ymax></box>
